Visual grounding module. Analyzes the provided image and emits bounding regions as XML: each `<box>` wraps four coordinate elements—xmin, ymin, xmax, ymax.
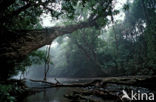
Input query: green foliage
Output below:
<box><xmin>2</xmin><ymin>0</ymin><xmax>154</xmax><ymax>77</ymax></box>
<box><xmin>15</xmin><ymin>50</ymin><xmax>47</xmax><ymax>76</ymax></box>
<box><xmin>0</xmin><ymin>0</ymin><xmax>115</xmax><ymax>31</ymax></box>
<box><xmin>96</xmin><ymin>17</ymin><xmax>109</xmax><ymax>27</ymax></box>
<box><xmin>144</xmin><ymin>22</ymin><xmax>156</xmax><ymax>71</ymax></box>
<box><xmin>1</xmin><ymin>0</ymin><xmax>155</xmax><ymax>101</ymax></box>
<box><xmin>53</xmin><ymin>0</ymin><xmax>156</xmax><ymax>76</ymax></box>
<box><xmin>0</xmin><ymin>0</ymin><xmax>155</xmax><ymax>80</ymax></box>
<box><xmin>2</xmin><ymin>0</ymin><xmax>43</xmax><ymax>30</ymax></box>
<box><xmin>123</xmin><ymin>4</ymin><xmax>130</xmax><ymax>11</ymax></box>
<box><xmin>0</xmin><ymin>81</ymin><xmax>26</xmax><ymax>102</ymax></box>
<box><xmin>0</xmin><ymin>84</ymin><xmax>16</xmax><ymax>102</ymax></box>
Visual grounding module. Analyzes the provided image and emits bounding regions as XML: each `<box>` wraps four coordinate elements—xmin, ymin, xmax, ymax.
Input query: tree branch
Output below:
<box><xmin>8</xmin><ymin>0</ymin><xmax>53</xmax><ymax>17</ymax></box>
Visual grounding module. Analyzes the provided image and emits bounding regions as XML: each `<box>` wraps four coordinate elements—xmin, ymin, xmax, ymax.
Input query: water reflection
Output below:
<box><xmin>23</xmin><ymin>87</ymin><xmax>83</xmax><ymax>102</ymax></box>
<box><xmin>22</xmin><ymin>78</ymin><xmax>123</xmax><ymax>102</ymax></box>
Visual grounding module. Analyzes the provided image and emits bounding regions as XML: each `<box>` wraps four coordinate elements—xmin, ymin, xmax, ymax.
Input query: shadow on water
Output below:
<box><xmin>22</xmin><ymin>87</ymin><xmax>83</xmax><ymax>102</ymax></box>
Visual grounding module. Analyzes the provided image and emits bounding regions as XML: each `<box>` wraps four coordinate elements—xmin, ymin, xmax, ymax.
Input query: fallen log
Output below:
<box><xmin>100</xmin><ymin>75</ymin><xmax>156</xmax><ymax>90</ymax></box>
<box><xmin>28</xmin><ymin>79</ymin><xmax>101</xmax><ymax>87</ymax></box>
<box><xmin>29</xmin><ymin>79</ymin><xmax>56</xmax><ymax>85</ymax></box>
<box><xmin>28</xmin><ymin>76</ymin><xmax>156</xmax><ymax>89</ymax></box>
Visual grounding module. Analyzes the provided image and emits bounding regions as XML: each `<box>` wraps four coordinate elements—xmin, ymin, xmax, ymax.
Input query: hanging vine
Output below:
<box><xmin>43</xmin><ymin>43</ymin><xmax>52</xmax><ymax>81</ymax></box>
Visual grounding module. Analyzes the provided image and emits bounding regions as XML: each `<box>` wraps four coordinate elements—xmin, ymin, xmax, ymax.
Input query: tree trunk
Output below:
<box><xmin>43</xmin><ymin>44</ymin><xmax>51</xmax><ymax>81</ymax></box>
<box><xmin>0</xmin><ymin>17</ymin><xmax>98</xmax><ymax>80</ymax></box>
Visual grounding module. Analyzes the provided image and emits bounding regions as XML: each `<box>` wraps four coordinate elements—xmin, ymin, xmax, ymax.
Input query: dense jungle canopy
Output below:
<box><xmin>0</xmin><ymin>0</ymin><xmax>156</xmax><ymax>101</ymax></box>
<box><xmin>0</xmin><ymin>0</ymin><xmax>155</xmax><ymax>79</ymax></box>
<box><xmin>0</xmin><ymin>0</ymin><xmax>114</xmax><ymax>80</ymax></box>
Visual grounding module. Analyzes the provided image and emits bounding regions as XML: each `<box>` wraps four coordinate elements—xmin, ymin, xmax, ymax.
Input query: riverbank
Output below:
<box><xmin>18</xmin><ymin>76</ymin><xmax>156</xmax><ymax>102</ymax></box>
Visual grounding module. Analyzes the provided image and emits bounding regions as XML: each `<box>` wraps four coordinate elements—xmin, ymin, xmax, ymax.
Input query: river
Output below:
<box><xmin>21</xmin><ymin>77</ymin><xmax>155</xmax><ymax>102</ymax></box>
<box><xmin>22</xmin><ymin>78</ymin><xmax>115</xmax><ymax>102</ymax></box>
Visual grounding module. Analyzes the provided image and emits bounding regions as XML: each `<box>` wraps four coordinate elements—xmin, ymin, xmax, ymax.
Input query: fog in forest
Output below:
<box><xmin>16</xmin><ymin>0</ymin><xmax>156</xmax><ymax>80</ymax></box>
<box><xmin>1</xmin><ymin>0</ymin><xmax>156</xmax><ymax>102</ymax></box>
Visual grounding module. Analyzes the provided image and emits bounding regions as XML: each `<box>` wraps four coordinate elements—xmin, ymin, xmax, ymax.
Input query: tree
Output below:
<box><xmin>43</xmin><ymin>44</ymin><xmax>53</xmax><ymax>81</ymax></box>
<box><xmin>0</xmin><ymin>0</ymin><xmax>115</xmax><ymax>80</ymax></box>
<box><xmin>70</xmin><ymin>28</ymin><xmax>104</xmax><ymax>70</ymax></box>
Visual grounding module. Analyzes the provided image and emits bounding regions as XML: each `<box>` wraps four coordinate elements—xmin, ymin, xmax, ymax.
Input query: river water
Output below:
<box><xmin>22</xmin><ymin>87</ymin><xmax>83</xmax><ymax>102</ymax></box>
<box><xmin>21</xmin><ymin>77</ymin><xmax>155</xmax><ymax>102</ymax></box>
<box><xmin>22</xmin><ymin>78</ymin><xmax>114</xmax><ymax>102</ymax></box>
